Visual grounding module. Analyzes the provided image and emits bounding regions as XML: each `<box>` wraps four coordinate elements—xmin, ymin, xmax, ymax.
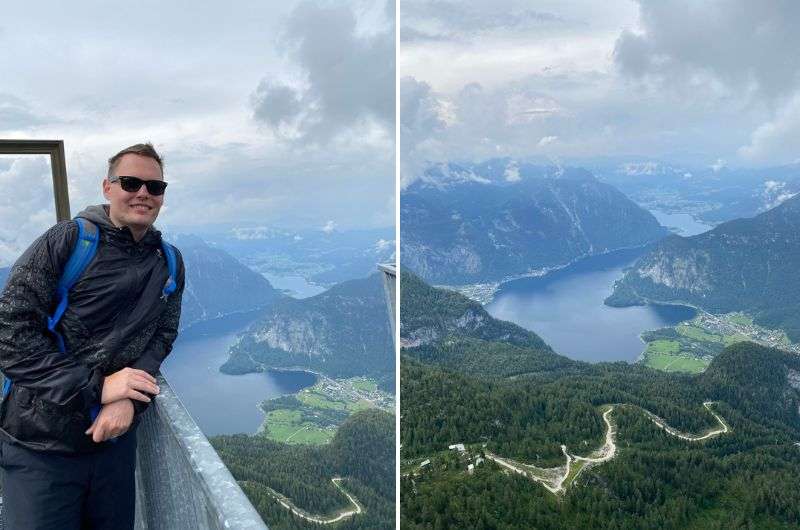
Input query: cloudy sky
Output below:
<box><xmin>0</xmin><ymin>0</ymin><xmax>394</xmax><ymax>263</ymax></box>
<box><xmin>401</xmin><ymin>0</ymin><xmax>800</xmax><ymax>182</ymax></box>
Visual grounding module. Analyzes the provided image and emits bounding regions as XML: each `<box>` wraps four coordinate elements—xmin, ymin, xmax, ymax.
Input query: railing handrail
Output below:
<box><xmin>135</xmin><ymin>374</ymin><xmax>268</xmax><ymax>529</ymax></box>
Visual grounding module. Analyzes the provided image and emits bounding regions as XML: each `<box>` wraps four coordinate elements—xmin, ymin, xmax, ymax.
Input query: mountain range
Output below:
<box><xmin>607</xmin><ymin>193</ymin><xmax>800</xmax><ymax>340</ymax></box>
<box><xmin>401</xmin><ymin>161</ymin><xmax>667</xmax><ymax>284</ymax></box>
<box><xmin>198</xmin><ymin>226</ymin><xmax>395</xmax><ymax>287</ymax></box>
<box><xmin>174</xmin><ymin>234</ymin><xmax>284</xmax><ymax>331</ymax></box>
<box><xmin>222</xmin><ymin>273</ymin><xmax>394</xmax><ymax>389</ymax></box>
<box><xmin>593</xmin><ymin>159</ymin><xmax>800</xmax><ymax>224</ymax></box>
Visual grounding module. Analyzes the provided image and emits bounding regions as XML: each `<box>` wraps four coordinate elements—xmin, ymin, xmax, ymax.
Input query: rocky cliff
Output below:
<box><xmin>221</xmin><ymin>273</ymin><xmax>394</xmax><ymax>385</ymax></box>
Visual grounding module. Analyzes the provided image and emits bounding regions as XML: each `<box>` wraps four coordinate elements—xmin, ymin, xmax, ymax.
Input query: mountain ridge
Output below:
<box><xmin>402</xmin><ymin>161</ymin><xmax>667</xmax><ymax>284</ymax></box>
<box><xmin>222</xmin><ymin>273</ymin><xmax>394</xmax><ymax>389</ymax></box>
<box><xmin>607</xmin><ymin>193</ymin><xmax>800</xmax><ymax>340</ymax></box>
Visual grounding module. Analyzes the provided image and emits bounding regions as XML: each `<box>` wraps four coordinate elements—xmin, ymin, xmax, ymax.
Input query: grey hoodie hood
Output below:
<box><xmin>76</xmin><ymin>204</ymin><xmax>162</xmax><ymax>248</ymax></box>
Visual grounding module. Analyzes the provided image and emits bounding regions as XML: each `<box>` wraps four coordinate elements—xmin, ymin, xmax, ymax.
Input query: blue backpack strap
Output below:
<box><xmin>47</xmin><ymin>218</ymin><xmax>100</xmax><ymax>353</ymax></box>
<box><xmin>3</xmin><ymin>218</ymin><xmax>100</xmax><ymax>401</ymax></box>
<box><xmin>160</xmin><ymin>240</ymin><xmax>178</xmax><ymax>300</ymax></box>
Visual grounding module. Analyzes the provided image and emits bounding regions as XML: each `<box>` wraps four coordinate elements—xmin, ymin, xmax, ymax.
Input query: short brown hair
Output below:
<box><xmin>107</xmin><ymin>143</ymin><xmax>164</xmax><ymax>177</ymax></box>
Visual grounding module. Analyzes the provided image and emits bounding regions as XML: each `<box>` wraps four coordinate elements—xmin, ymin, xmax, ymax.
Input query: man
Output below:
<box><xmin>0</xmin><ymin>143</ymin><xmax>185</xmax><ymax>529</ymax></box>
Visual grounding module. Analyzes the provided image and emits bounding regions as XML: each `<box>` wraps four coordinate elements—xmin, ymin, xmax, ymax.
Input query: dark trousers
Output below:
<box><xmin>0</xmin><ymin>428</ymin><xmax>137</xmax><ymax>530</ymax></box>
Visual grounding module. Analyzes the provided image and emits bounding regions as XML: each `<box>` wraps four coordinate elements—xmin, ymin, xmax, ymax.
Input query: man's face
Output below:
<box><xmin>102</xmin><ymin>153</ymin><xmax>164</xmax><ymax>232</ymax></box>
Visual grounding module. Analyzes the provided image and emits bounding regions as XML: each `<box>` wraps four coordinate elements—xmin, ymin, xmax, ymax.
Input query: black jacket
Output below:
<box><xmin>0</xmin><ymin>204</ymin><xmax>185</xmax><ymax>453</ymax></box>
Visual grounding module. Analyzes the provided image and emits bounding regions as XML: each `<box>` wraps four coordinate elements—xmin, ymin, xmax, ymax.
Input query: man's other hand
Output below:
<box><xmin>85</xmin><ymin>399</ymin><xmax>135</xmax><ymax>443</ymax></box>
<box><xmin>101</xmin><ymin>367</ymin><xmax>160</xmax><ymax>404</ymax></box>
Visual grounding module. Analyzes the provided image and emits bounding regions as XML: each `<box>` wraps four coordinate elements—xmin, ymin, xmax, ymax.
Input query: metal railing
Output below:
<box><xmin>378</xmin><ymin>263</ymin><xmax>397</xmax><ymax>346</ymax></box>
<box><xmin>134</xmin><ymin>374</ymin><xmax>268</xmax><ymax>529</ymax></box>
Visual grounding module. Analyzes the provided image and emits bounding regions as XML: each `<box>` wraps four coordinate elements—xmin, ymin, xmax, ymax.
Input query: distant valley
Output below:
<box><xmin>175</xmin><ymin>234</ymin><xmax>284</xmax><ymax>331</ymax></box>
<box><xmin>594</xmin><ymin>160</ymin><xmax>800</xmax><ymax>225</ymax></box>
<box><xmin>194</xmin><ymin>225</ymin><xmax>395</xmax><ymax>288</ymax></box>
<box><xmin>400</xmin><ymin>159</ymin><xmax>800</xmax><ymax>528</ymax></box>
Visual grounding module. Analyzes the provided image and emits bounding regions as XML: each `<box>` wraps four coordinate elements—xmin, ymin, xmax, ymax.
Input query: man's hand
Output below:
<box><xmin>85</xmin><ymin>399</ymin><xmax>134</xmax><ymax>443</ymax></box>
<box><xmin>101</xmin><ymin>367</ymin><xmax>159</xmax><ymax>404</ymax></box>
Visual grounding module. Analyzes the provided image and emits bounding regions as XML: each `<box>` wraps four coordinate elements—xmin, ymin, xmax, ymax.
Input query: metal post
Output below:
<box><xmin>0</xmin><ymin>139</ymin><xmax>71</xmax><ymax>221</ymax></box>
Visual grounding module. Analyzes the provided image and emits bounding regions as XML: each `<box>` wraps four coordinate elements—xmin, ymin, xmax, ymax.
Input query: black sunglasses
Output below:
<box><xmin>109</xmin><ymin>176</ymin><xmax>168</xmax><ymax>196</ymax></box>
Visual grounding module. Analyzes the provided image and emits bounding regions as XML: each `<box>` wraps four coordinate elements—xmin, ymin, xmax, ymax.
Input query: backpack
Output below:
<box><xmin>1</xmin><ymin>218</ymin><xmax>178</xmax><ymax>421</ymax></box>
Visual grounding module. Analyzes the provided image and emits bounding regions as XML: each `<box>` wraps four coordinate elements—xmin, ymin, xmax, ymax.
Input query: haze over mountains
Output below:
<box><xmin>176</xmin><ymin>235</ymin><xmax>284</xmax><ymax>330</ymax></box>
<box><xmin>401</xmin><ymin>160</ymin><xmax>667</xmax><ymax>284</ymax></box>
<box><xmin>593</xmin><ymin>160</ymin><xmax>800</xmax><ymax>224</ymax></box>
<box><xmin>197</xmin><ymin>226</ymin><xmax>395</xmax><ymax>287</ymax></box>
<box><xmin>608</xmin><ymin>193</ymin><xmax>800</xmax><ymax>341</ymax></box>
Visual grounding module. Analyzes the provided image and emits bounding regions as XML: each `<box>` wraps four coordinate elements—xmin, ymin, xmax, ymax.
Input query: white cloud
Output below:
<box><xmin>0</xmin><ymin>0</ymin><xmax>395</xmax><ymax>242</ymax></box>
<box><xmin>375</xmin><ymin>238</ymin><xmax>392</xmax><ymax>251</ymax></box>
<box><xmin>0</xmin><ymin>156</ymin><xmax>58</xmax><ymax>266</ymax></box>
<box><xmin>537</xmin><ymin>135</ymin><xmax>558</xmax><ymax>147</ymax></box>
<box><xmin>402</xmin><ymin>1</ymin><xmax>800</xmax><ymax>170</ymax></box>
<box><xmin>759</xmin><ymin>179</ymin><xmax>797</xmax><ymax>210</ymax></box>
<box><xmin>251</xmin><ymin>1</ymin><xmax>394</xmax><ymax>146</ymax></box>
<box><xmin>738</xmin><ymin>93</ymin><xmax>800</xmax><ymax>164</ymax></box>
<box><xmin>621</xmin><ymin>162</ymin><xmax>659</xmax><ymax>175</ymax></box>
<box><xmin>614</xmin><ymin>1</ymin><xmax>800</xmax><ymax>103</ymax></box>
<box><xmin>322</xmin><ymin>220</ymin><xmax>336</xmax><ymax>233</ymax></box>
<box><xmin>504</xmin><ymin>161</ymin><xmax>521</xmax><ymax>182</ymax></box>
<box><xmin>231</xmin><ymin>226</ymin><xmax>290</xmax><ymax>240</ymax></box>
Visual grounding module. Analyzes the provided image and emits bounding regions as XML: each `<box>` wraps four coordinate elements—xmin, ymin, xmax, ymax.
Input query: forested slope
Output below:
<box><xmin>401</xmin><ymin>275</ymin><xmax>800</xmax><ymax>529</ymax></box>
<box><xmin>214</xmin><ymin>409</ymin><xmax>395</xmax><ymax>529</ymax></box>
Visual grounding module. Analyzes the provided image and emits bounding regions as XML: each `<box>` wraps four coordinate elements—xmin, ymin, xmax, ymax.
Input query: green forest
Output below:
<box><xmin>400</xmin><ymin>271</ymin><xmax>800</xmax><ymax>529</ymax></box>
<box><xmin>212</xmin><ymin>409</ymin><xmax>395</xmax><ymax>529</ymax></box>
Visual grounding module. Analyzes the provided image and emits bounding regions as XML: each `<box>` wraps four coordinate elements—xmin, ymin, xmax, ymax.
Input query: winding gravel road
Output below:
<box><xmin>485</xmin><ymin>401</ymin><xmax>730</xmax><ymax>495</ymax></box>
<box><xmin>252</xmin><ymin>476</ymin><xmax>364</xmax><ymax>524</ymax></box>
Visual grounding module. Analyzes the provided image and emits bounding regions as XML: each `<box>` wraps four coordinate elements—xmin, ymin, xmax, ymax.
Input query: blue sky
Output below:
<box><xmin>401</xmin><ymin>0</ymin><xmax>800</xmax><ymax>183</ymax></box>
<box><xmin>0</xmin><ymin>0</ymin><xmax>395</xmax><ymax>264</ymax></box>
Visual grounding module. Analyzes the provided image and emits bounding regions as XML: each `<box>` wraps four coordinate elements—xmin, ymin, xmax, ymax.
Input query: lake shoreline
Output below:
<box><xmin>483</xmin><ymin>247</ymin><xmax>696</xmax><ymax>364</ymax></box>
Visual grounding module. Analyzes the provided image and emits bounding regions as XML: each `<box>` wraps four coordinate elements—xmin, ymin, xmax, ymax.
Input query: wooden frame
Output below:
<box><xmin>0</xmin><ymin>139</ymin><xmax>70</xmax><ymax>221</ymax></box>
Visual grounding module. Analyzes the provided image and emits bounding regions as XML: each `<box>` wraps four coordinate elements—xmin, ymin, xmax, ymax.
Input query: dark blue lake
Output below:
<box><xmin>161</xmin><ymin>312</ymin><xmax>316</xmax><ymax>436</ymax></box>
<box><xmin>486</xmin><ymin>248</ymin><xmax>696</xmax><ymax>363</ymax></box>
